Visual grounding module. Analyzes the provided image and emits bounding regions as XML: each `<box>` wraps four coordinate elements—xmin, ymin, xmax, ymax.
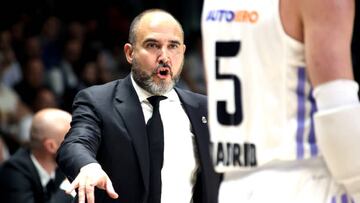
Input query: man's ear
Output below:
<box><xmin>43</xmin><ymin>138</ymin><xmax>58</xmax><ymax>154</ymax></box>
<box><xmin>124</xmin><ymin>43</ymin><xmax>134</xmax><ymax>64</ymax></box>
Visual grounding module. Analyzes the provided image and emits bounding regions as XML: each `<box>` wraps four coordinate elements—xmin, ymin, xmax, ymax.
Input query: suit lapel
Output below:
<box><xmin>175</xmin><ymin>88</ymin><xmax>213</xmax><ymax>202</ymax></box>
<box><xmin>114</xmin><ymin>75</ymin><xmax>150</xmax><ymax>192</ymax></box>
<box><xmin>175</xmin><ymin>88</ymin><xmax>210</xmax><ymax>155</ymax></box>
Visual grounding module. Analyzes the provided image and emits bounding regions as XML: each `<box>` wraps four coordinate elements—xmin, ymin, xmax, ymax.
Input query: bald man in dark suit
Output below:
<box><xmin>0</xmin><ymin>108</ymin><xmax>74</xmax><ymax>203</ymax></box>
<box><xmin>57</xmin><ymin>9</ymin><xmax>221</xmax><ymax>203</ymax></box>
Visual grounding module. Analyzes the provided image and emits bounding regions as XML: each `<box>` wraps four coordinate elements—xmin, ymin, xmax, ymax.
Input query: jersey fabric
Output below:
<box><xmin>202</xmin><ymin>0</ymin><xmax>352</xmax><ymax>202</ymax></box>
<box><xmin>219</xmin><ymin>158</ymin><xmax>352</xmax><ymax>203</ymax></box>
<box><xmin>202</xmin><ymin>0</ymin><xmax>316</xmax><ymax>172</ymax></box>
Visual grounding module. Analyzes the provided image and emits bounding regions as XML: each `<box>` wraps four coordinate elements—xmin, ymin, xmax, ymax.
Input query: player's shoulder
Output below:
<box><xmin>298</xmin><ymin>0</ymin><xmax>353</xmax><ymax>18</ymax></box>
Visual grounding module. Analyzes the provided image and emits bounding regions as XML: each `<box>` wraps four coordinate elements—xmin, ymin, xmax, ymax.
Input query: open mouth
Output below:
<box><xmin>157</xmin><ymin>67</ymin><xmax>170</xmax><ymax>79</ymax></box>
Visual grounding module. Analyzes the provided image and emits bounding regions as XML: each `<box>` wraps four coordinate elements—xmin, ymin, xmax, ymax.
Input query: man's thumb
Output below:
<box><xmin>106</xmin><ymin>178</ymin><xmax>119</xmax><ymax>199</ymax></box>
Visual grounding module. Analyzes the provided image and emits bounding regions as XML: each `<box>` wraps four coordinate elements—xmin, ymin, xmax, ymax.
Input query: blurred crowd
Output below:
<box><xmin>0</xmin><ymin>16</ymin><xmax>129</xmax><ymax>160</ymax></box>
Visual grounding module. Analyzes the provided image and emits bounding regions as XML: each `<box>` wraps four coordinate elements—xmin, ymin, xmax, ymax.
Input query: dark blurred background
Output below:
<box><xmin>353</xmin><ymin>1</ymin><xmax>360</xmax><ymax>85</ymax></box>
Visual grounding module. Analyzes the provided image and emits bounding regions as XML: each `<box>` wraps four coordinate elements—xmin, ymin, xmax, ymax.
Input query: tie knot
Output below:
<box><xmin>147</xmin><ymin>96</ymin><xmax>167</xmax><ymax>108</ymax></box>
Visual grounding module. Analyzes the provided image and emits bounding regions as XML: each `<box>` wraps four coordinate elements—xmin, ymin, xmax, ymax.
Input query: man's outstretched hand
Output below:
<box><xmin>66</xmin><ymin>163</ymin><xmax>119</xmax><ymax>203</ymax></box>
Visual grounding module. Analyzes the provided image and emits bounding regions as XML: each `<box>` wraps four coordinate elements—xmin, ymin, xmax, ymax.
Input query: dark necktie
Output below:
<box><xmin>44</xmin><ymin>179</ymin><xmax>55</xmax><ymax>201</ymax></box>
<box><xmin>147</xmin><ymin>95</ymin><xmax>167</xmax><ymax>203</ymax></box>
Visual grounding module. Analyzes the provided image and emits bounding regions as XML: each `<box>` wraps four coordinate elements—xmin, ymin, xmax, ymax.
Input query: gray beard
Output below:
<box><xmin>131</xmin><ymin>59</ymin><xmax>182</xmax><ymax>95</ymax></box>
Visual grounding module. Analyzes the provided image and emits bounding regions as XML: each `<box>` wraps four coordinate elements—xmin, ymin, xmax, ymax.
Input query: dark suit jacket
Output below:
<box><xmin>56</xmin><ymin>75</ymin><xmax>221</xmax><ymax>203</ymax></box>
<box><xmin>0</xmin><ymin>148</ymin><xmax>73</xmax><ymax>203</ymax></box>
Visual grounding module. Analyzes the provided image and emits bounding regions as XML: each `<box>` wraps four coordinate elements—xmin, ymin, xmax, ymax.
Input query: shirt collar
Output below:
<box><xmin>30</xmin><ymin>153</ymin><xmax>55</xmax><ymax>187</ymax></box>
<box><xmin>130</xmin><ymin>73</ymin><xmax>180</xmax><ymax>103</ymax></box>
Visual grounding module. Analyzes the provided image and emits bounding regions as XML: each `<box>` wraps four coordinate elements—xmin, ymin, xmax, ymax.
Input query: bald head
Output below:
<box><xmin>30</xmin><ymin>108</ymin><xmax>71</xmax><ymax>150</ymax></box>
<box><xmin>128</xmin><ymin>9</ymin><xmax>184</xmax><ymax>45</ymax></box>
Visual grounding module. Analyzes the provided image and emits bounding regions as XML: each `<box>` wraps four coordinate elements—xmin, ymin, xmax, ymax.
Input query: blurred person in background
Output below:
<box><xmin>14</xmin><ymin>57</ymin><xmax>46</xmax><ymax>108</ymax></box>
<box><xmin>0</xmin><ymin>50</ymin><xmax>30</xmax><ymax>154</ymax></box>
<box><xmin>0</xmin><ymin>31</ymin><xmax>22</xmax><ymax>88</ymax></box>
<box><xmin>40</xmin><ymin>16</ymin><xmax>62</xmax><ymax>70</ymax></box>
<box><xmin>47</xmin><ymin>38</ymin><xmax>82</xmax><ymax>100</ymax></box>
<box><xmin>0</xmin><ymin>108</ymin><xmax>74</xmax><ymax>203</ymax></box>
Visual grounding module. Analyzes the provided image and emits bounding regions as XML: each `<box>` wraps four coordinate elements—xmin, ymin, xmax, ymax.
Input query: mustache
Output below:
<box><xmin>157</xmin><ymin>61</ymin><xmax>171</xmax><ymax>69</ymax></box>
<box><xmin>153</xmin><ymin>62</ymin><xmax>172</xmax><ymax>76</ymax></box>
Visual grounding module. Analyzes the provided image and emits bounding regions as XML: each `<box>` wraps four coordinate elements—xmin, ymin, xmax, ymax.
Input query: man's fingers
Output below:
<box><xmin>77</xmin><ymin>180</ymin><xmax>86</xmax><ymax>203</ymax></box>
<box><xmin>68</xmin><ymin>164</ymin><xmax>117</xmax><ymax>202</ymax></box>
<box><xmin>106</xmin><ymin>177</ymin><xmax>119</xmax><ymax>199</ymax></box>
<box><xmin>66</xmin><ymin>176</ymin><xmax>79</xmax><ymax>194</ymax></box>
<box><xmin>85</xmin><ymin>181</ymin><xmax>95</xmax><ymax>203</ymax></box>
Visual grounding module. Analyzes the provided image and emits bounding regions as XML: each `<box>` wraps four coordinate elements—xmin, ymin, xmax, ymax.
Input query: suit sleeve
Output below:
<box><xmin>56</xmin><ymin>89</ymin><xmax>102</xmax><ymax>181</ymax></box>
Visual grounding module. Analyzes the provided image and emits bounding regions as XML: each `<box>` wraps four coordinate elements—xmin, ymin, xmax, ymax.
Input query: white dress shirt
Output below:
<box><xmin>131</xmin><ymin>75</ymin><xmax>198</xmax><ymax>202</ymax></box>
<box><xmin>30</xmin><ymin>153</ymin><xmax>55</xmax><ymax>188</ymax></box>
<box><xmin>31</xmin><ymin>153</ymin><xmax>76</xmax><ymax>197</ymax></box>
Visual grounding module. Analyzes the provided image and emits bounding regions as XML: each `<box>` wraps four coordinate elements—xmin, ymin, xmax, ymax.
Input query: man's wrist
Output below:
<box><xmin>80</xmin><ymin>163</ymin><xmax>101</xmax><ymax>171</ymax></box>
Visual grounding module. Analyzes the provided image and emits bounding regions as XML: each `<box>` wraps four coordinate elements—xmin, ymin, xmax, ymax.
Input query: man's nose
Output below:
<box><xmin>158</xmin><ymin>47</ymin><xmax>170</xmax><ymax>64</ymax></box>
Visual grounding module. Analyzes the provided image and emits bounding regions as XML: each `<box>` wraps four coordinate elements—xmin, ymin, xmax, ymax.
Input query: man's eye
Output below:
<box><xmin>169</xmin><ymin>44</ymin><xmax>179</xmax><ymax>49</ymax></box>
<box><xmin>146</xmin><ymin>43</ymin><xmax>158</xmax><ymax>49</ymax></box>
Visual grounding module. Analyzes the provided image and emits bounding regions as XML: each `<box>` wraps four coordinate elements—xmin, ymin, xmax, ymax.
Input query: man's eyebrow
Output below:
<box><xmin>142</xmin><ymin>38</ymin><xmax>181</xmax><ymax>45</ymax></box>
<box><xmin>169</xmin><ymin>40</ymin><xmax>181</xmax><ymax>45</ymax></box>
<box><xmin>142</xmin><ymin>38</ymin><xmax>158</xmax><ymax>45</ymax></box>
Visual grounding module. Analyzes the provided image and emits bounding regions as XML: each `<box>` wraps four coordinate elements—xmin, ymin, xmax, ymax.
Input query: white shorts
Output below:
<box><xmin>219</xmin><ymin>158</ymin><xmax>354</xmax><ymax>203</ymax></box>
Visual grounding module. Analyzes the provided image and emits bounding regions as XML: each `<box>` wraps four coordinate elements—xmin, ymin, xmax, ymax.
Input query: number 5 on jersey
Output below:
<box><xmin>215</xmin><ymin>41</ymin><xmax>242</xmax><ymax>126</ymax></box>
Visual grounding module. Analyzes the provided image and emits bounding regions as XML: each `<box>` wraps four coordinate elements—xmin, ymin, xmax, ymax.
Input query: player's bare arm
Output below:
<box><xmin>283</xmin><ymin>0</ymin><xmax>360</xmax><ymax>201</ymax></box>
<box><xmin>281</xmin><ymin>0</ymin><xmax>354</xmax><ymax>86</ymax></box>
<box><xmin>301</xmin><ymin>0</ymin><xmax>354</xmax><ymax>86</ymax></box>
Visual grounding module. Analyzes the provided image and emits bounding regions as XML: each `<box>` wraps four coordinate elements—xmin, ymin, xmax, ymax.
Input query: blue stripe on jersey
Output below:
<box><xmin>332</xmin><ymin>196</ymin><xmax>336</xmax><ymax>203</ymax></box>
<box><xmin>296</xmin><ymin>67</ymin><xmax>306</xmax><ymax>159</ymax></box>
<box><xmin>330</xmin><ymin>193</ymin><xmax>354</xmax><ymax>203</ymax></box>
<box><xmin>342</xmin><ymin>193</ymin><xmax>349</xmax><ymax>203</ymax></box>
<box><xmin>308</xmin><ymin>89</ymin><xmax>318</xmax><ymax>157</ymax></box>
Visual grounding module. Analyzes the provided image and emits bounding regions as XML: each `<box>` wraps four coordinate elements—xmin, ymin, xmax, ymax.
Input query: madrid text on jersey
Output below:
<box><xmin>212</xmin><ymin>141</ymin><xmax>257</xmax><ymax>167</ymax></box>
<box><xmin>205</xmin><ymin>9</ymin><xmax>259</xmax><ymax>24</ymax></box>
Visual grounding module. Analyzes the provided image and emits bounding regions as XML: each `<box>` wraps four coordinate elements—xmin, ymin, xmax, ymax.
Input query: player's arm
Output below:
<box><xmin>300</xmin><ymin>0</ymin><xmax>360</xmax><ymax>200</ymax></box>
<box><xmin>301</xmin><ymin>0</ymin><xmax>354</xmax><ymax>86</ymax></box>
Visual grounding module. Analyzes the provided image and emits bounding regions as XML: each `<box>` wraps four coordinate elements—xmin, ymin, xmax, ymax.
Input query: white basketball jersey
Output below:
<box><xmin>202</xmin><ymin>0</ymin><xmax>318</xmax><ymax>172</ymax></box>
